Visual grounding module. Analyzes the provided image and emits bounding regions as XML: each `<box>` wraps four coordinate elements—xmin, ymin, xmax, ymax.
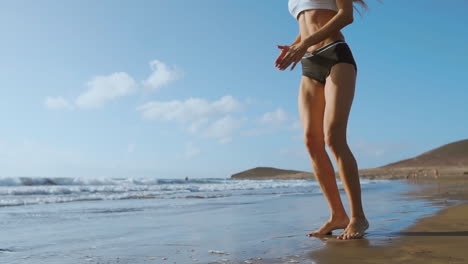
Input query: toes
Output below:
<box><xmin>337</xmin><ymin>229</ymin><xmax>348</xmax><ymax>239</ymax></box>
<box><xmin>345</xmin><ymin>232</ymin><xmax>362</xmax><ymax>239</ymax></box>
<box><xmin>336</xmin><ymin>228</ymin><xmax>367</xmax><ymax>240</ymax></box>
<box><xmin>354</xmin><ymin>232</ymin><xmax>364</xmax><ymax>238</ymax></box>
<box><xmin>307</xmin><ymin>231</ymin><xmax>332</xmax><ymax>237</ymax></box>
<box><xmin>337</xmin><ymin>232</ymin><xmax>353</xmax><ymax>240</ymax></box>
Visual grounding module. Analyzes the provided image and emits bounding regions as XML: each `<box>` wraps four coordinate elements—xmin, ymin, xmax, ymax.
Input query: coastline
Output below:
<box><xmin>267</xmin><ymin>177</ymin><xmax>468</xmax><ymax>264</ymax></box>
<box><xmin>307</xmin><ymin>204</ymin><xmax>468</xmax><ymax>264</ymax></box>
<box><xmin>1</xmin><ymin>176</ymin><xmax>466</xmax><ymax>264</ymax></box>
<box><xmin>234</xmin><ymin>176</ymin><xmax>468</xmax><ymax>264</ymax></box>
<box><xmin>230</xmin><ymin>166</ymin><xmax>468</xmax><ymax>180</ymax></box>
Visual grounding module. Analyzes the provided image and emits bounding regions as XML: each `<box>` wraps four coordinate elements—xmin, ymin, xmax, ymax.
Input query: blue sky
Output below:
<box><xmin>1</xmin><ymin>0</ymin><xmax>467</xmax><ymax>179</ymax></box>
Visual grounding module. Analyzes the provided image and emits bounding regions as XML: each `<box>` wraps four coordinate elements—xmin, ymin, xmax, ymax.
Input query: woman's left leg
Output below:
<box><xmin>323</xmin><ymin>63</ymin><xmax>369</xmax><ymax>239</ymax></box>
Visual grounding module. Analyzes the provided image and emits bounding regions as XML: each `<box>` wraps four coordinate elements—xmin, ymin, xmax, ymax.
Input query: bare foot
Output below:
<box><xmin>336</xmin><ymin>217</ymin><xmax>369</xmax><ymax>240</ymax></box>
<box><xmin>307</xmin><ymin>216</ymin><xmax>350</xmax><ymax>237</ymax></box>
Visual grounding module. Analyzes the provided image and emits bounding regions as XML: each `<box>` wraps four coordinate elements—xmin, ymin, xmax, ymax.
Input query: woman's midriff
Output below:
<box><xmin>297</xmin><ymin>9</ymin><xmax>345</xmax><ymax>53</ymax></box>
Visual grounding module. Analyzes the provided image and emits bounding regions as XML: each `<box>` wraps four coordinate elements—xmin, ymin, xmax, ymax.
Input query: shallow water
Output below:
<box><xmin>0</xmin><ymin>178</ymin><xmax>442</xmax><ymax>264</ymax></box>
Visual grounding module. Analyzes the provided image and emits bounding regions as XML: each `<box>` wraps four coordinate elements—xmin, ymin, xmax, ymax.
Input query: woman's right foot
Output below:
<box><xmin>336</xmin><ymin>217</ymin><xmax>369</xmax><ymax>240</ymax></box>
<box><xmin>307</xmin><ymin>216</ymin><xmax>350</xmax><ymax>237</ymax></box>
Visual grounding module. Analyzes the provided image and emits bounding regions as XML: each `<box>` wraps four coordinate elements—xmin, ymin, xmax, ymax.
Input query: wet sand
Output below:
<box><xmin>274</xmin><ymin>177</ymin><xmax>468</xmax><ymax>264</ymax></box>
<box><xmin>238</xmin><ymin>175</ymin><xmax>468</xmax><ymax>264</ymax></box>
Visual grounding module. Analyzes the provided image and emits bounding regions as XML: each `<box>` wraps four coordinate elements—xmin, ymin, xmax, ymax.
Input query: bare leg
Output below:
<box><xmin>298</xmin><ymin>76</ymin><xmax>350</xmax><ymax>237</ymax></box>
<box><xmin>323</xmin><ymin>63</ymin><xmax>369</xmax><ymax>240</ymax></box>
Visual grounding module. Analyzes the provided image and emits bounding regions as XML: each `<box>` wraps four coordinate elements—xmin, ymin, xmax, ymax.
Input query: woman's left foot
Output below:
<box><xmin>336</xmin><ymin>217</ymin><xmax>369</xmax><ymax>240</ymax></box>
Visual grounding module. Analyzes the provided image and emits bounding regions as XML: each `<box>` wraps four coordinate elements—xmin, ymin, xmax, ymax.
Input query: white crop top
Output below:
<box><xmin>288</xmin><ymin>0</ymin><xmax>338</xmax><ymax>20</ymax></box>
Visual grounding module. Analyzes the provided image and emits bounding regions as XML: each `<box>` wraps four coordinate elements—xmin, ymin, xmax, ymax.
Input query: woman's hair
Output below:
<box><xmin>352</xmin><ymin>0</ymin><xmax>369</xmax><ymax>15</ymax></box>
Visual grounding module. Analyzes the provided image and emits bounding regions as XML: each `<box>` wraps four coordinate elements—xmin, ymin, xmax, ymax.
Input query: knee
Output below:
<box><xmin>324</xmin><ymin>126</ymin><xmax>347</xmax><ymax>153</ymax></box>
<box><xmin>304</xmin><ymin>133</ymin><xmax>325</xmax><ymax>155</ymax></box>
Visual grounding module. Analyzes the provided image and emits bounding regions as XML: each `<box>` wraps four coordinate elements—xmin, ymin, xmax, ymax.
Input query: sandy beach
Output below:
<box><xmin>250</xmin><ymin>177</ymin><xmax>468</xmax><ymax>264</ymax></box>
<box><xmin>226</xmin><ymin>141</ymin><xmax>468</xmax><ymax>262</ymax></box>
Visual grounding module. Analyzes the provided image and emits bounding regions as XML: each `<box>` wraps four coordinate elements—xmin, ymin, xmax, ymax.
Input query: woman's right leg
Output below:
<box><xmin>298</xmin><ymin>76</ymin><xmax>350</xmax><ymax>236</ymax></box>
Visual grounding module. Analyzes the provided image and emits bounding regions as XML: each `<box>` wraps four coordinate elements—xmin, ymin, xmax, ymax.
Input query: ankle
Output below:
<box><xmin>330</xmin><ymin>213</ymin><xmax>349</xmax><ymax>220</ymax></box>
<box><xmin>350</xmin><ymin>215</ymin><xmax>367</xmax><ymax>221</ymax></box>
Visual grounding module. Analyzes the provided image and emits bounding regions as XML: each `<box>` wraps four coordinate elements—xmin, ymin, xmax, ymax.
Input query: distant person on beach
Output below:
<box><xmin>275</xmin><ymin>0</ymin><xmax>369</xmax><ymax>239</ymax></box>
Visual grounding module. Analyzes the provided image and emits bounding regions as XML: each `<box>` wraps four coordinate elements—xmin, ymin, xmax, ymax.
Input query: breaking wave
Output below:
<box><xmin>0</xmin><ymin>177</ymin><xmax>383</xmax><ymax>207</ymax></box>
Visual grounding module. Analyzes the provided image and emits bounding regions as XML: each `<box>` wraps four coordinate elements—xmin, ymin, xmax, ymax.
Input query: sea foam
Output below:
<box><xmin>0</xmin><ymin>177</ymin><xmax>383</xmax><ymax>207</ymax></box>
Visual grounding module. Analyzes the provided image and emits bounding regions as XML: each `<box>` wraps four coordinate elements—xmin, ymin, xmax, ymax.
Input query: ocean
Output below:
<box><xmin>0</xmin><ymin>177</ymin><xmax>443</xmax><ymax>263</ymax></box>
<box><xmin>0</xmin><ymin>177</ymin><xmax>328</xmax><ymax>207</ymax></box>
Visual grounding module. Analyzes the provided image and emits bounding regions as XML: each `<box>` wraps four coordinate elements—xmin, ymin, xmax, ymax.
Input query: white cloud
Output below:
<box><xmin>137</xmin><ymin>95</ymin><xmax>243</xmax><ymax>122</ymax></box>
<box><xmin>241</xmin><ymin>108</ymin><xmax>300</xmax><ymax>137</ymax></box>
<box><xmin>44</xmin><ymin>96</ymin><xmax>73</xmax><ymax>110</ymax></box>
<box><xmin>142</xmin><ymin>60</ymin><xmax>180</xmax><ymax>91</ymax></box>
<box><xmin>137</xmin><ymin>96</ymin><xmax>245</xmax><ymax>144</ymax></box>
<box><xmin>204</xmin><ymin>116</ymin><xmax>244</xmax><ymax>144</ymax></box>
<box><xmin>261</xmin><ymin>108</ymin><xmax>289</xmax><ymax>124</ymax></box>
<box><xmin>75</xmin><ymin>72</ymin><xmax>137</xmax><ymax>109</ymax></box>
<box><xmin>260</xmin><ymin>108</ymin><xmax>301</xmax><ymax>131</ymax></box>
<box><xmin>188</xmin><ymin>118</ymin><xmax>210</xmax><ymax>133</ymax></box>
<box><xmin>44</xmin><ymin>59</ymin><xmax>182</xmax><ymax>110</ymax></box>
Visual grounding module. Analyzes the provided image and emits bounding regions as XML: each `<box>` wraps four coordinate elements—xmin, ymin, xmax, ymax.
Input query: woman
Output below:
<box><xmin>275</xmin><ymin>0</ymin><xmax>369</xmax><ymax>240</ymax></box>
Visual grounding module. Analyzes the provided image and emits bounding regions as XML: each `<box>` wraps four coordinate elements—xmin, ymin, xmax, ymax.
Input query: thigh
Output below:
<box><xmin>323</xmin><ymin>63</ymin><xmax>357</xmax><ymax>137</ymax></box>
<box><xmin>298</xmin><ymin>76</ymin><xmax>326</xmax><ymax>140</ymax></box>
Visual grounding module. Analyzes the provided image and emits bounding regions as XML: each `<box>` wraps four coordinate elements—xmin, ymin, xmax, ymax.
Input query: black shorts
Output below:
<box><xmin>301</xmin><ymin>40</ymin><xmax>357</xmax><ymax>84</ymax></box>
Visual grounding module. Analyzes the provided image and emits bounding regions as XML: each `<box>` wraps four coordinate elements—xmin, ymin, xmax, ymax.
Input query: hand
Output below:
<box><xmin>275</xmin><ymin>45</ymin><xmax>289</xmax><ymax>68</ymax></box>
<box><xmin>276</xmin><ymin>41</ymin><xmax>308</xmax><ymax>71</ymax></box>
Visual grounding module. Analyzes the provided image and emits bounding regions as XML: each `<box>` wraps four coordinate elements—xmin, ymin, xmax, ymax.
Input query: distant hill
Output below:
<box><xmin>360</xmin><ymin>139</ymin><xmax>468</xmax><ymax>178</ymax></box>
<box><xmin>381</xmin><ymin>139</ymin><xmax>468</xmax><ymax>168</ymax></box>
<box><xmin>231</xmin><ymin>139</ymin><xmax>468</xmax><ymax>180</ymax></box>
<box><xmin>231</xmin><ymin>167</ymin><xmax>312</xmax><ymax>180</ymax></box>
